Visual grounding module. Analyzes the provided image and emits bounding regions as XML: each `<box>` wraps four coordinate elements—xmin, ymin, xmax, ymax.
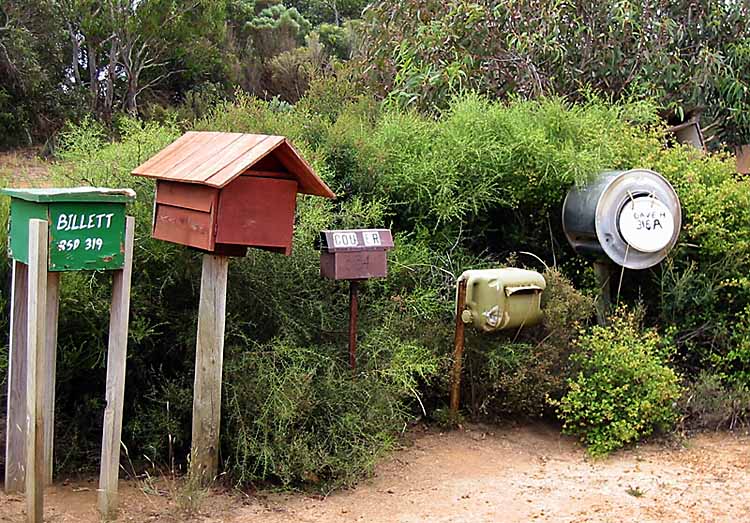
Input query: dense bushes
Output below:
<box><xmin>2</xmin><ymin>86</ymin><xmax>749</xmax><ymax>485</ymax></box>
<box><xmin>555</xmin><ymin>309</ymin><xmax>683</xmax><ymax>456</ymax></box>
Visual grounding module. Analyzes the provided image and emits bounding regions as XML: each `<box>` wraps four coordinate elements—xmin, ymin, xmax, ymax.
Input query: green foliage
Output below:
<box><xmin>8</xmin><ymin>87</ymin><xmax>750</xmax><ymax>487</ymax></box>
<box><xmin>554</xmin><ymin>309</ymin><xmax>682</xmax><ymax>456</ymax></box>
<box><xmin>469</xmin><ymin>268</ymin><xmax>595</xmax><ymax>418</ymax></box>
<box><xmin>359</xmin><ymin>0</ymin><xmax>745</xmax><ymax>134</ymax></box>
<box><xmin>679</xmin><ymin>372</ymin><xmax>750</xmax><ymax>432</ymax></box>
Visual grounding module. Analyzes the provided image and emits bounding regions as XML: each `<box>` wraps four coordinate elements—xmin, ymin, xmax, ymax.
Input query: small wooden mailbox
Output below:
<box><xmin>131</xmin><ymin>131</ymin><xmax>334</xmax><ymax>255</ymax></box>
<box><xmin>2</xmin><ymin>187</ymin><xmax>135</xmax><ymax>271</ymax></box>
<box><xmin>319</xmin><ymin>229</ymin><xmax>394</xmax><ymax>280</ymax></box>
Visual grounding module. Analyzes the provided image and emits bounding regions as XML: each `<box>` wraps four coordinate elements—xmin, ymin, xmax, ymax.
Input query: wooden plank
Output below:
<box><xmin>153</xmin><ymin>204</ymin><xmax>215</xmax><ymax>251</ymax></box>
<box><xmin>215</xmin><ymin>177</ymin><xmax>297</xmax><ymax>249</ymax></box>
<box><xmin>98</xmin><ymin>216</ymin><xmax>135</xmax><ymax>520</ymax></box>
<box><xmin>204</xmin><ymin>136</ymin><xmax>284</xmax><ymax>188</ymax></box>
<box><xmin>242</xmin><ymin>170</ymin><xmax>294</xmax><ymax>180</ymax></box>
<box><xmin>42</xmin><ymin>272</ymin><xmax>60</xmax><ymax>486</ymax></box>
<box><xmin>131</xmin><ymin>132</ymin><xmax>205</xmax><ymax>177</ymax></box>
<box><xmin>156</xmin><ymin>133</ymin><xmax>243</xmax><ymax>183</ymax></box>
<box><xmin>183</xmin><ymin>134</ymin><xmax>268</xmax><ymax>183</ymax></box>
<box><xmin>272</xmin><ymin>140</ymin><xmax>335</xmax><ymax>198</ymax></box>
<box><xmin>6</xmin><ymin>260</ymin><xmax>28</xmax><ymax>493</ymax></box>
<box><xmin>190</xmin><ymin>254</ymin><xmax>229</xmax><ymax>485</ymax></box>
<box><xmin>26</xmin><ymin>219</ymin><xmax>48</xmax><ymax>523</ymax></box>
<box><xmin>155</xmin><ymin>180</ymin><xmax>218</xmax><ymax>213</ymax></box>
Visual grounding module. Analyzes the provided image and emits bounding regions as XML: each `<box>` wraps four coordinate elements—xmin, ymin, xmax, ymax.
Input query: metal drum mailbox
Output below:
<box><xmin>450</xmin><ymin>268</ymin><xmax>546</xmax><ymax>417</ymax></box>
<box><xmin>319</xmin><ymin>229</ymin><xmax>394</xmax><ymax>370</ymax></box>
<box><xmin>459</xmin><ymin>268</ymin><xmax>546</xmax><ymax>332</ymax></box>
<box><xmin>2</xmin><ymin>187</ymin><xmax>134</xmax><ymax>271</ymax></box>
<box><xmin>319</xmin><ymin>229</ymin><xmax>394</xmax><ymax>280</ymax></box>
<box><xmin>132</xmin><ymin>132</ymin><xmax>334</xmax><ymax>487</ymax></box>
<box><xmin>132</xmin><ymin>131</ymin><xmax>335</xmax><ymax>256</ymax></box>
<box><xmin>562</xmin><ymin>169</ymin><xmax>682</xmax><ymax>270</ymax></box>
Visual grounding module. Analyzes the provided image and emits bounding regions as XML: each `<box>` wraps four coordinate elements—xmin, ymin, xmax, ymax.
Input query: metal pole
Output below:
<box><xmin>449</xmin><ymin>278</ymin><xmax>468</xmax><ymax>419</ymax></box>
<box><xmin>348</xmin><ymin>281</ymin><xmax>359</xmax><ymax>371</ymax></box>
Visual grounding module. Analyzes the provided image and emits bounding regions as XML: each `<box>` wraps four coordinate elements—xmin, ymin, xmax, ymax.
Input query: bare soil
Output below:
<box><xmin>0</xmin><ymin>424</ymin><xmax>748</xmax><ymax>522</ymax></box>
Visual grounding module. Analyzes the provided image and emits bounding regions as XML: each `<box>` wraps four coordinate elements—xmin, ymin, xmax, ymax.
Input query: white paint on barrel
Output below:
<box><xmin>618</xmin><ymin>196</ymin><xmax>675</xmax><ymax>253</ymax></box>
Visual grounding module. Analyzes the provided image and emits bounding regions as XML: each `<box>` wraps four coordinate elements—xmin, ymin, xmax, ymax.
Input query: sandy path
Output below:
<box><xmin>0</xmin><ymin>424</ymin><xmax>748</xmax><ymax>522</ymax></box>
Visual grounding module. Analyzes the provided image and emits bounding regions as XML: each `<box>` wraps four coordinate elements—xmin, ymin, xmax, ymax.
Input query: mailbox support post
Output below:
<box><xmin>26</xmin><ymin>219</ymin><xmax>48</xmax><ymax>523</ymax></box>
<box><xmin>6</xmin><ymin>260</ymin><xmax>28</xmax><ymax>493</ymax></box>
<box><xmin>191</xmin><ymin>254</ymin><xmax>229</xmax><ymax>486</ymax></box>
<box><xmin>593</xmin><ymin>261</ymin><xmax>612</xmax><ymax>325</ymax></box>
<box><xmin>98</xmin><ymin>216</ymin><xmax>135</xmax><ymax>520</ymax></box>
<box><xmin>449</xmin><ymin>278</ymin><xmax>468</xmax><ymax>420</ymax></box>
<box><xmin>6</xmin><ymin>265</ymin><xmax>59</xmax><ymax>494</ymax></box>
<box><xmin>348</xmin><ymin>281</ymin><xmax>359</xmax><ymax>371</ymax></box>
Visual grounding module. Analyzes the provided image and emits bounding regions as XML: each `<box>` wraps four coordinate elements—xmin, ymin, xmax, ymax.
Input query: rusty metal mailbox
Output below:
<box><xmin>132</xmin><ymin>132</ymin><xmax>335</xmax><ymax>256</ymax></box>
<box><xmin>319</xmin><ymin>229</ymin><xmax>394</xmax><ymax>280</ymax></box>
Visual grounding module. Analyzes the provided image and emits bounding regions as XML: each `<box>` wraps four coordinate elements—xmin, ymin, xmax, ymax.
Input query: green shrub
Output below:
<box><xmin>469</xmin><ymin>268</ymin><xmax>595</xmax><ymax>418</ymax></box>
<box><xmin>554</xmin><ymin>309</ymin><xmax>682</xmax><ymax>456</ymax></box>
<box><xmin>679</xmin><ymin>372</ymin><xmax>750</xmax><ymax>431</ymax></box>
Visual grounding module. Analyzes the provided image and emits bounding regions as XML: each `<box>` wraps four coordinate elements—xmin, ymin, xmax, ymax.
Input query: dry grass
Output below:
<box><xmin>0</xmin><ymin>147</ymin><xmax>53</xmax><ymax>187</ymax></box>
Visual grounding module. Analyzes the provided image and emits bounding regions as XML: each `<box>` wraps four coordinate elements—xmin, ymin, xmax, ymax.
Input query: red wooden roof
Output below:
<box><xmin>131</xmin><ymin>132</ymin><xmax>335</xmax><ymax>198</ymax></box>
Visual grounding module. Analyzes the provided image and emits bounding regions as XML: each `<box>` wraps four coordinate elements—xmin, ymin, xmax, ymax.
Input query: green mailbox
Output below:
<box><xmin>2</xmin><ymin>187</ymin><xmax>135</xmax><ymax>271</ymax></box>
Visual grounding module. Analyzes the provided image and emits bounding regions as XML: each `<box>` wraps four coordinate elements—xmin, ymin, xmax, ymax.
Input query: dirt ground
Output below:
<box><xmin>0</xmin><ymin>423</ymin><xmax>748</xmax><ymax>523</ymax></box>
<box><xmin>0</xmin><ymin>149</ymin><xmax>52</xmax><ymax>187</ymax></box>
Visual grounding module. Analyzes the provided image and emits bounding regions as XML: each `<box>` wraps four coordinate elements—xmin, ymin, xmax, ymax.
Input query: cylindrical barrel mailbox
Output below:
<box><xmin>562</xmin><ymin>169</ymin><xmax>681</xmax><ymax>269</ymax></box>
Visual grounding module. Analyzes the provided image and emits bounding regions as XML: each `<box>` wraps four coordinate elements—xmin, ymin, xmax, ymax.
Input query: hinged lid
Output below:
<box><xmin>1</xmin><ymin>187</ymin><xmax>136</xmax><ymax>203</ymax></box>
<box><xmin>131</xmin><ymin>131</ymin><xmax>334</xmax><ymax>198</ymax></box>
<box><xmin>319</xmin><ymin>229</ymin><xmax>394</xmax><ymax>253</ymax></box>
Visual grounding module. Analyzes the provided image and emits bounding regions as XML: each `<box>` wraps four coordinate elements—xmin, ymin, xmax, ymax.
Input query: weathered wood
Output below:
<box><xmin>42</xmin><ymin>272</ymin><xmax>60</xmax><ymax>486</ymax></box>
<box><xmin>6</xmin><ymin>260</ymin><xmax>29</xmax><ymax>493</ymax></box>
<box><xmin>98</xmin><ymin>217</ymin><xmax>135</xmax><ymax>521</ymax></box>
<box><xmin>26</xmin><ymin>219</ymin><xmax>48</xmax><ymax>523</ymax></box>
<box><xmin>348</xmin><ymin>281</ymin><xmax>359</xmax><ymax>371</ymax></box>
<box><xmin>190</xmin><ymin>254</ymin><xmax>229</xmax><ymax>485</ymax></box>
<box><xmin>449</xmin><ymin>278</ymin><xmax>468</xmax><ymax>419</ymax></box>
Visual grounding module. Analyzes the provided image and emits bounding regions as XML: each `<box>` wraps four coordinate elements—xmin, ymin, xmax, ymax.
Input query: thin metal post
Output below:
<box><xmin>348</xmin><ymin>281</ymin><xmax>359</xmax><ymax>371</ymax></box>
<box><xmin>449</xmin><ymin>279</ymin><xmax>468</xmax><ymax>419</ymax></box>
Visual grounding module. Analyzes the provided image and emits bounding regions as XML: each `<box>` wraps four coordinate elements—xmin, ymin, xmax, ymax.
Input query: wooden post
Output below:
<box><xmin>449</xmin><ymin>278</ymin><xmax>468</xmax><ymax>419</ymax></box>
<box><xmin>6</xmin><ymin>260</ymin><xmax>28</xmax><ymax>493</ymax></box>
<box><xmin>6</xmin><ymin>266</ymin><xmax>59</xmax><ymax>494</ymax></box>
<box><xmin>593</xmin><ymin>261</ymin><xmax>612</xmax><ymax>325</ymax></box>
<box><xmin>98</xmin><ymin>216</ymin><xmax>135</xmax><ymax>520</ymax></box>
<box><xmin>190</xmin><ymin>254</ymin><xmax>229</xmax><ymax>485</ymax></box>
<box><xmin>26</xmin><ymin>219</ymin><xmax>48</xmax><ymax>523</ymax></box>
<box><xmin>42</xmin><ymin>272</ymin><xmax>59</xmax><ymax>487</ymax></box>
<box><xmin>348</xmin><ymin>281</ymin><xmax>359</xmax><ymax>371</ymax></box>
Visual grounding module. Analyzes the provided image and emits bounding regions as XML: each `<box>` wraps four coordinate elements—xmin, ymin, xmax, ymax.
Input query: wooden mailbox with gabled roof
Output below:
<box><xmin>132</xmin><ymin>132</ymin><xmax>335</xmax><ymax>487</ymax></box>
<box><xmin>132</xmin><ymin>131</ymin><xmax>335</xmax><ymax>256</ymax></box>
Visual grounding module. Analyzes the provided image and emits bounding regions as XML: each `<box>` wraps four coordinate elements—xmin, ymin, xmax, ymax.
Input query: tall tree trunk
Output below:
<box><xmin>67</xmin><ymin>22</ymin><xmax>81</xmax><ymax>85</ymax></box>
<box><xmin>87</xmin><ymin>42</ymin><xmax>99</xmax><ymax>112</ymax></box>
<box><xmin>102</xmin><ymin>37</ymin><xmax>118</xmax><ymax>122</ymax></box>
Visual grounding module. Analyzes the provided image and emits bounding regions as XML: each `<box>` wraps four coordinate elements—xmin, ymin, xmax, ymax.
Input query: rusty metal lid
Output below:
<box><xmin>319</xmin><ymin>229</ymin><xmax>394</xmax><ymax>252</ymax></box>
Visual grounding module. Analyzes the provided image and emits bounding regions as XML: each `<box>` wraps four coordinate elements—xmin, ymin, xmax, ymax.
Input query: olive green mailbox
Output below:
<box><xmin>459</xmin><ymin>268</ymin><xmax>546</xmax><ymax>332</ymax></box>
<box><xmin>450</xmin><ymin>268</ymin><xmax>546</xmax><ymax>418</ymax></box>
<box><xmin>2</xmin><ymin>188</ymin><xmax>135</xmax><ymax>271</ymax></box>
